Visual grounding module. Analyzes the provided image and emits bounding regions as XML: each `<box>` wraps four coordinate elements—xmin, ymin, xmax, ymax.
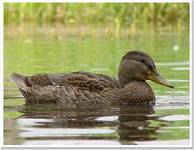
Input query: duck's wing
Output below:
<box><xmin>10</xmin><ymin>72</ymin><xmax>119</xmax><ymax>105</ymax></box>
<box><xmin>59</xmin><ymin>71</ymin><xmax>120</xmax><ymax>91</ymax></box>
<box><xmin>10</xmin><ymin>71</ymin><xmax>119</xmax><ymax>91</ymax></box>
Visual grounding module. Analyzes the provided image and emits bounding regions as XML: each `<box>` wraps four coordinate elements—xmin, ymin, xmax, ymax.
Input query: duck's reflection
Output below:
<box><xmin>118</xmin><ymin>105</ymin><xmax>157</xmax><ymax>144</ymax></box>
<box><xmin>19</xmin><ymin>104</ymin><xmax>158</xmax><ymax>144</ymax></box>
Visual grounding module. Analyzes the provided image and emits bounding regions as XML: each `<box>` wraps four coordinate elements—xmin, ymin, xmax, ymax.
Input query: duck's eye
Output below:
<box><xmin>148</xmin><ymin>64</ymin><xmax>153</xmax><ymax>70</ymax></box>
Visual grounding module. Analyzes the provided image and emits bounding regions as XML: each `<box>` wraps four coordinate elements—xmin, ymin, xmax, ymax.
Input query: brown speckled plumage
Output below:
<box><xmin>10</xmin><ymin>50</ymin><xmax>173</xmax><ymax>106</ymax></box>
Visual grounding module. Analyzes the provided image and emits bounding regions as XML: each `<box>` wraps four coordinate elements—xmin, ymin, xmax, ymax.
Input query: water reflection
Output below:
<box><xmin>118</xmin><ymin>105</ymin><xmax>157</xmax><ymax>144</ymax></box>
<box><xmin>15</xmin><ymin>103</ymin><xmax>169</xmax><ymax>145</ymax></box>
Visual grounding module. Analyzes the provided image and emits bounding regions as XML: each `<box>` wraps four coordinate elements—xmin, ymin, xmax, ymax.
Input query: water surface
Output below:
<box><xmin>4</xmin><ymin>27</ymin><xmax>190</xmax><ymax>145</ymax></box>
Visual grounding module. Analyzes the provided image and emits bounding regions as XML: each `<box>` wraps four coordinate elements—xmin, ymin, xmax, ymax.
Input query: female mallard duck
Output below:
<box><xmin>10</xmin><ymin>50</ymin><xmax>173</xmax><ymax>106</ymax></box>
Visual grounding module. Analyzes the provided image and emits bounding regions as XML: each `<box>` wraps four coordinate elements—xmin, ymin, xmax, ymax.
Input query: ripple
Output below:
<box><xmin>155</xmin><ymin>95</ymin><xmax>189</xmax><ymax>109</ymax></box>
<box><xmin>95</xmin><ymin>116</ymin><xmax>118</xmax><ymax>122</ymax></box>
<box><xmin>90</xmin><ymin>68</ymin><xmax>110</xmax><ymax>71</ymax></box>
<box><xmin>17</xmin><ymin>118</ymin><xmax>54</xmax><ymax>126</ymax></box>
<box><xmin>134</xmin><ymin>139</ymin><xmax>190</xmax><ymax>145</ymax></box>
<box><xmin>159</xmin><ymin>115</ymin><xmax>189</xmax><ymax>121</ymax></box>
<box><xmin>23</xmin><ymin>140</ymin><xmax>121</xmax><ymax>145</ymax></box>
<box><xmin>165</xmin><ymin>91</ymin><xmax>188</xmax><ymax>94</ymax></box>
<box><xmin>19</xmin><ymin>128</ymin><xmax>116</xmax><ymax>138</ymax></box>
<box><xmin>162</xmin><ymin>126</ymin><xmax>189</xmax><ymax>129</ymax></box>
<box><xmin>156</xmin><ymin>95</ymin><xmax>189</xmax><ymax>101</ymax></box>
<box><xmin>156</xmin><ymin>61</ymin><xmax>189</xmax><ymax>66</ymax></box>
<box><xmin>171</xmin><ymin>67</ymin><xmax>189</xmax><ymax>71</ymax></box>
<box><xmin>168</xmin><ymin>79</ymin><xmax>189</xmax><ymax>82</ymax></box>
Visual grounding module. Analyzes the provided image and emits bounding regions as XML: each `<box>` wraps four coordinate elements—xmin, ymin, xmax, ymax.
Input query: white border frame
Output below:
<box><xmin>1</xmin><ymin>0</ymin><xmax>193</xmax><ymax>148</ymax></box>
<box><xmin>2</xmin><ymin>0</ymin><xmax>193</xmax><ymax>3</ymax></box>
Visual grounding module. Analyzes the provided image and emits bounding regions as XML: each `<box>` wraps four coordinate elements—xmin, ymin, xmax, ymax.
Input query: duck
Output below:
<box><xmin>10</xmin><ymin>50</ymin><xmax>174</xmax><ymax>106</ymax></box>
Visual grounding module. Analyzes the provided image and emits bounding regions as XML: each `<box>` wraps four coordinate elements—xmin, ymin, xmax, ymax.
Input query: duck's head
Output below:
<box><xmin>118</xmin><ymin>50</ymin><xmax>174</xmax><ymax>88</ymax></box>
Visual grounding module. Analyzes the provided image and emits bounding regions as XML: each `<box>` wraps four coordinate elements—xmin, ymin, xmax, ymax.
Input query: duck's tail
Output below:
<box><xmin>10</xmin><ymin>73</ymin><xmax>28</xmax><ymax>91</ymax></box>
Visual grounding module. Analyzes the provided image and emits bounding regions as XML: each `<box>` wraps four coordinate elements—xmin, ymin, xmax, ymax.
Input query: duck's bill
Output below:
<box><xmin>147</xmin><ymin>71</ymin><xmax>174</xmax><ymax>88</ymax></box>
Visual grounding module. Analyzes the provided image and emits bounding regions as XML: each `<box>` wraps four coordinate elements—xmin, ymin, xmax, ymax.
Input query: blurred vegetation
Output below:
<box><xmin>4</xmin><ymin>3</ymin><xmax>189</xmax><ymax>30</ymax></box>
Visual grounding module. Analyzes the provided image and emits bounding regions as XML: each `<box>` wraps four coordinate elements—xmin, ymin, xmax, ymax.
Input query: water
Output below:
<box><xmin>4</xmin><ymin>27</ymin><xmax>190</xmax><ymax>145</ymax></box>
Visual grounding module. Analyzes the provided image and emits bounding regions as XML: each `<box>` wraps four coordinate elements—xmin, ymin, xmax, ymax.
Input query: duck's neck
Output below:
<box><xmin>118</xmin><ymin>76</ymin><xmax>137</xmax><ymax>88</ymax></box>
<box><xmin>118</xmin><ymin>71</ymin><xmax>141</xmax><ymax>88</ymax></box>
<box><xmin>118</xmin><ymin>59</ymin><xmax>142</xmax><ymax>88</ymax></box>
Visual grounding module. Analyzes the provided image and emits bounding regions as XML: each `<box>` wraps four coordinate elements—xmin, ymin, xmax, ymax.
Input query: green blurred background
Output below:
<box><xmin>4</xmin><ymin>3</ymin><xmax>189</xmax><ymax>34</ymax></box>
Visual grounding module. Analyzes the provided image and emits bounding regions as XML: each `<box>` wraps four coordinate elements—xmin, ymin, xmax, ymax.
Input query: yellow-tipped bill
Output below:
<box><xmin>147</xmin><ymin>70</ymin><xmax>174</xmax><ymax>88</ymax></box>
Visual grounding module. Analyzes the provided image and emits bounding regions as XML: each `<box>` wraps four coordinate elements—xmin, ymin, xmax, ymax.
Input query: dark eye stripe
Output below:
<box><xmin>132</xmin><ymin>57</ymin><xmax>155</xmax><ymax>70</ymax></box>
<box><xmin>138</xmin><ymin>59</ymin><xmax>155</xmax><ymax>70</ymax></box>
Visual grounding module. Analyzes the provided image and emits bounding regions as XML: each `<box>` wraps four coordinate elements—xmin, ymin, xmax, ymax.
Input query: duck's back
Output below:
<box><xmin>10</xmin><ymin>71</ymin><xmax>120</xmax><ymax>105</ymax></box>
